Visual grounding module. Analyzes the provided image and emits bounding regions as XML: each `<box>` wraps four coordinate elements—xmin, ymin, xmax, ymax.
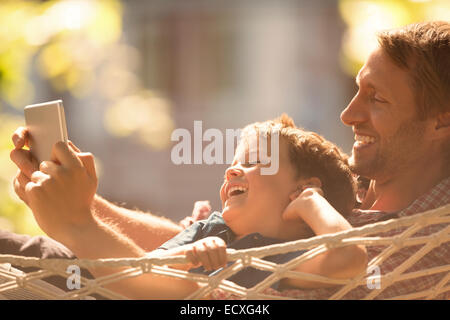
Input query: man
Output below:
<box><xmin>339</xmin><ymin>21</ymin><xmax>450</xmax><ymax>299</ymax></box>
<box><xmin>343</xmin><ymin>22</ymin><xmax>449</xmax><ymax>214</ymax></box>
<box><xmin>4</xmin><ymin>21</ymin><xmax>450</xmax><ymax>299</ymax></box>
<box><xmin>236</xmin><ymin>20</ymin><xmax>449</xmax><ymax>300</ymax></box>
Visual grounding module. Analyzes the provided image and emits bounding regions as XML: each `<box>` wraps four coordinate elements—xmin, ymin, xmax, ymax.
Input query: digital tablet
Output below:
<box><xmin>24</xmin><ymin>100</ymin><xmax>68</xmax><ymax>163</ymax></box>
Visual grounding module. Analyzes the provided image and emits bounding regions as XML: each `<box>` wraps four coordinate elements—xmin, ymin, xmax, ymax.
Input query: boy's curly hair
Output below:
<box><xmin>242</xmin><ymin>114</ymin><xmax>357</xmax><ymax>216</ymax></box>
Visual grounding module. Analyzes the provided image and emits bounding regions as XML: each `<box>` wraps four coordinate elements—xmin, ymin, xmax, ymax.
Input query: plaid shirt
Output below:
<box><xmin>211</xmin><ymin>176</ymin><xmax>450</xmax><ymax>300</ymax></box>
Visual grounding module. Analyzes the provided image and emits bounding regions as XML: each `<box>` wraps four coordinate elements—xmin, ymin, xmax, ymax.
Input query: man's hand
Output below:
<box><xmin>184</xmin><ymin>236</ymin><xmax>227</xmax><ymax>271</ymax></box>
<box><xmin>28</xmin><ymin>141</ymin><xmax>98</xmax><ymax>242</ymax></box>
<box><xmin>10</xmin><ymin>127</ymin><xmax>98</xmax><ymax>243</ymax></box>
<box><xmin>179</xmin><ymin>200</ymin><xmax>212</xmax><ymax>229</ymax></box>
<box><xmin>10</xmin><ymin>127</ymin><xmax>38</xmax><ymax>205</ymax></box>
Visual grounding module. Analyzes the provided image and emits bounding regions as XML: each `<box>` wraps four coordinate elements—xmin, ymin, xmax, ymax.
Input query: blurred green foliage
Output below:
<box><xmin>0</xmin><ymin>0</ymin><xmax>123</xmax><ymax>235</ymax></box>
<box><xmin>0</xmin><ymin>0</ymin><xmax>122</xmax><ymax>108</ymax></box>
<box><xmin>0</xmin><ymin>0</ymin><xmax>175</xmax><ymax>234</ymax></box>
<box><xmin>0</xmin><ymin>114</ymin><xmax>43</xmax><ymax>235</ymax></box>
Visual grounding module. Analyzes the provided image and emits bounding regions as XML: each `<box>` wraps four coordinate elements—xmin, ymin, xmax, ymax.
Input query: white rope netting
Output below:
<box><xmin>0</xmin><ymin>204</ymin><xmax>449</xmax><ymax>300</ymax></box>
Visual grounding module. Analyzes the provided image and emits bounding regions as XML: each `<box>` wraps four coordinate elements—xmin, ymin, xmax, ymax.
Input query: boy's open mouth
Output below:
<box><xmin>227</xmin><ymin>185</ymin><xmax>248</xmax><ymax>199</ymax></box>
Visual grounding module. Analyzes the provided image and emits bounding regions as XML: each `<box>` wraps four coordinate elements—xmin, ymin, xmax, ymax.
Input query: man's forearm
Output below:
<box><xmin>91</xmin><ymin>194</ymin><xmax>183</xmax><ymax>251</ymax></box>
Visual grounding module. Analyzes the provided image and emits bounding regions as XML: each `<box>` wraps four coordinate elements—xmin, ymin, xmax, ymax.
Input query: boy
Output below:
<box><xmin>9</xmin><ymin>114</ymin><xmax>366</xmax><ymax>299</ymax></box>
<box><xmin>151</xmin><ymin>114</ymin><xmax>366</xmax><ymax>292</ymax></box>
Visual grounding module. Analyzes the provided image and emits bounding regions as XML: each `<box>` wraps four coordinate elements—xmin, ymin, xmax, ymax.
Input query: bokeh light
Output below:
<box><xmin>339</xmin><ymin>0</ymin><xmax>450</xmax><ymax>76</ymax></box>
<box><xmin>0</xmin><ymin>0</ymin><xmax>447</xmax><ymax>235</ymax></box>
<box><xmin>104</xmin><ymin>90</ymin><xmax>175</xmax><ymax>150</ymax></box>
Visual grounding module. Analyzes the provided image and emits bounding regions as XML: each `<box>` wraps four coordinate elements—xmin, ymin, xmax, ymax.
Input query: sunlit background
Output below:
<box><xmin>0</xmin><ymin>0</ymin><xmax>448</xmax><ymax>235</ymax></box>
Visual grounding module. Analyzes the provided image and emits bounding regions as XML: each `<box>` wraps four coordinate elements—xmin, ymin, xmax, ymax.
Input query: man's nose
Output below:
<box><xmin>340</xmin><ymin>92</ymin><xmax>368</xmax><ymax>127</ymax></box>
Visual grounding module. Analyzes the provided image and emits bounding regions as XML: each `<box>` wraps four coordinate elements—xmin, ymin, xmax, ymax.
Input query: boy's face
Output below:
<box><xmin>219</xmin><ymin>133</ymin><xmax>303</xmax><ymax>239</ymax></box>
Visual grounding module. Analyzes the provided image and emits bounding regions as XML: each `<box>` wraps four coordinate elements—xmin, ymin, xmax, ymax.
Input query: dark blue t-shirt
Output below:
<box><xmin>158</xmin><ymin>212</ymin><xmax>306</xmax><ymax>289</ymax></box>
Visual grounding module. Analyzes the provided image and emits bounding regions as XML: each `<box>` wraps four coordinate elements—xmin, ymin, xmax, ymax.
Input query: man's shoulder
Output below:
<box><xmin>348</xmin><ymin>176</ymin><xmax>450</xmax><ymax>227</ymax></box>
<box><xmin>398</xmin><ymin>176</ymin><xmax>450</xmax><ymax>217</ymax></box>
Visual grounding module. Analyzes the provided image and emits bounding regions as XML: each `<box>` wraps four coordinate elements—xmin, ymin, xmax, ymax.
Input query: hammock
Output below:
<box><xmin>0</xmin><ymin>204</ymin><xmax>449</xmax><ymax>300</ymax></box>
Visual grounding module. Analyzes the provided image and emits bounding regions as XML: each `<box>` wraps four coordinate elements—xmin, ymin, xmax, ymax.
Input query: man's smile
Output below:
<box><xmin>353</xmin><ymin>133</ymin><xmax>376</xmax><ymax>150</ymax></box>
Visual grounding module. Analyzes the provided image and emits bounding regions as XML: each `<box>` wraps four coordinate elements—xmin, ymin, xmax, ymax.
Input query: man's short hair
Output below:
<box><xmin>377</xmin><ymin>21</ymin><xmax>450</xmax><ymax>119</ymax></box>
<box><xmin>241</xmin><ymin>114</ymin><xmax>357</xmax><ymax>216</ymax></box>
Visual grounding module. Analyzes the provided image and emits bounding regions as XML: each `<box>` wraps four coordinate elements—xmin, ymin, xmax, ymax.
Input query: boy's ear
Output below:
<box><xmin>289</xmin><ymin>177</ymin><xmax>323</xmax><ymax>200</ymax></box>
<box><xmin>433</xmin><ymin>112</ymin><xmax>450</xmax><ymax>139</ymax></box>
<box><xmin>299</xmin><ymin>177</ymin><xmax>322</xmax><ymax>189</ymax></box>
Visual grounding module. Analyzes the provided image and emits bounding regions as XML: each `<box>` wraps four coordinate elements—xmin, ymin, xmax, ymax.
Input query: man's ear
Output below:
<box><xmin>434</xmin><ymin>112</ymin><xmax>450</xmax><ymax>138</ymax></box>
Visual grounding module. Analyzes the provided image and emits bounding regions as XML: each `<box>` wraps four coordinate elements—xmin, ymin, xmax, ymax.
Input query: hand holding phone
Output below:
<box><xmin>24</xmin><ymin>100</ymin><xmax>68</xmax><ymax>163</ymax></box>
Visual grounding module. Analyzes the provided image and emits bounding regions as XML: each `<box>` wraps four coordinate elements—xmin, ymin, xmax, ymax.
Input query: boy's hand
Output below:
<box><xmin>282</xmin><ymin>186</ymin><xmax>324</xmax><ymax>222</ymax></box>
<box><xmin>184</xmin><ymin>236</ymin><xmax>227</xmax><ymax>271</ymax></box>
<box><xmin>179</xmin><ymin>200</ymin><xmax>212</xmax><ymax>229</ymax></box>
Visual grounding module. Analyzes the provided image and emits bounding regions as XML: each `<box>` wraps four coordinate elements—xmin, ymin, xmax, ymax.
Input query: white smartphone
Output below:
<box><xmin>24</xmin><ymin>100</ymin><xmax>68</xmax><ymax>163</ymax></box>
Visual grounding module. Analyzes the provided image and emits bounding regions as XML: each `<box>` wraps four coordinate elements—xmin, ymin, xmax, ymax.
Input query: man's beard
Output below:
<box><xmin>349</xmin><ymin>119</ymin><xmax>427</xmax><ymax>181</ymax></box>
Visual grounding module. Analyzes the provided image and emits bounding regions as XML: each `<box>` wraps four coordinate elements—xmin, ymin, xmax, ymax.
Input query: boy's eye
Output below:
<box><xmin>242</xmin><ymin>161</ymin><xmax>261</xmax><ymax>168</ymax></box>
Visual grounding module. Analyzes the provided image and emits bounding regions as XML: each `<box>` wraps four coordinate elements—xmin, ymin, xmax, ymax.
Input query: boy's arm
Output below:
<box><xmin>281</xmin><ymin>188</ymin><xmax>367</xmax><ymax>289</ymax></box>
<box><xmin>59</xmin><ymin>215</ymin><xmax>201</xmax><ymax>299</ymax></box>
<box><xmin>149</xmin><ymin>236</ymin><xmax>228</xmax><ymax>272</ymax></box>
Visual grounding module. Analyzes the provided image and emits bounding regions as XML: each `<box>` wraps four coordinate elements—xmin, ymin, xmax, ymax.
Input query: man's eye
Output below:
<box><xmin>372</xmin><ymin>95</ymin><xmax>387</xmax><ymax>103</ymax></box>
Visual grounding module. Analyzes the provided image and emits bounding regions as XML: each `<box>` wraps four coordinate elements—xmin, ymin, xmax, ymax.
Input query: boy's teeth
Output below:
<box><xmin>228</xmin><ymin>186</ymin><xmax>248</xmax><ymax>198</ymax></box>
<box><xmin>355</xmin><ymin>134</ymin><xmax>375</xmax><ymax>144</ymax></box>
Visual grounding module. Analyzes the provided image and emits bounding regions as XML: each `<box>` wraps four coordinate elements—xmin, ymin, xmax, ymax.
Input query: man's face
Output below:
<box><xmin>219</xmin><ymin>134</ymin><xmax>301</xmax><ymax>239</ymax></box>
<box><xmin>340</xmin><ymin>47</ymin><xmax>434</xmax><ymax>182</ymax></box>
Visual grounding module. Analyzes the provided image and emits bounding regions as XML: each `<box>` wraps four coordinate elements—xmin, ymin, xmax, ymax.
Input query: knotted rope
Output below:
<box><xmin>0</xmin><ymin>204</ymin><xmax>448</xmax><ymax>300</ymax></box>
